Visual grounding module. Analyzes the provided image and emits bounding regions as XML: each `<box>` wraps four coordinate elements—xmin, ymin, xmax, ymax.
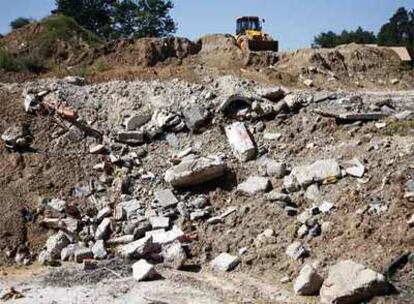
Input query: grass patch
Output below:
<box><xmin>383</xmin><ymin>120</ymin><xmax>414</xmax><ymax>136</ymax></box>
<box><xmin>0</xmin><ymin>48</ymin><xmax>21</xmax><ymax>71</ymax></box>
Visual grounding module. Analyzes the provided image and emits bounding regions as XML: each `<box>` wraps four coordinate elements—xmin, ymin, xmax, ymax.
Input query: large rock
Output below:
<box><xmin>118</xmin><ymin>236</ymin><xmax>157</xmax><ymax>258</ymax></box>
<box><xmin>286</xmin><ymin>159</ymin><xmax>341</xmax><ymax>189</ymax></box>
<box><xmin>320</xmin><ymin>260</ymin><xmax>391</xmax><ymax>304</ymax></box>
<box><xmin>225</xmin><ymin>122</ymin><xmax>256</xmax><ymax>162</ymax></box>
<box><xmin>162</xmin><ymin>241</ymin><xmax>187</xmax><ymax>269</ymax></box>
<box><xmin>237</xmin><ymin>176</ymin><xmax>271</xmax><ymax>196</ymax></box>
<box><xmin>211</xmin><ymin>253</ymin><xmax>240</xmax><ymax>272</ymax></box>
<box><xmin>95</xmin><ymin>218</ymin><xmax>111</xmax><ymax>240</ymax></box>
<box><xmin>294</xmin><ymin>264</ymin><xmax>324</xmax><ymax>295</ymax></box>
<box><xmin>1</xmin><ymin>125</ymin><xmax>31</xmax><ymax>149</ymax></box>
<box><xmin>125</xmin><ymin>114</ymin><xmax>151</xmax><ymax>131</ymax></box>
<box><xmin>182</xmin><ymin>104</ymin><xmax>209</xmax><ymax>131</ymax></box>
<box><xmin>165</xmin><ymin>155</ymin><xmax>227</xmax><ymax>187</ymax></box>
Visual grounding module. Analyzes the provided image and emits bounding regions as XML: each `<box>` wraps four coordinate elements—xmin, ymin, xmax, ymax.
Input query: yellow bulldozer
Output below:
<box><xmin>236</xmin><ymin>16</ymin><xmax>278</xmax><ymax>52</ymax></box>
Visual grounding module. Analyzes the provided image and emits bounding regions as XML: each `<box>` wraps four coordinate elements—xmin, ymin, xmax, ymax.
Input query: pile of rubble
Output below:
<box><xmin>2</xmin><ymin>75</ymin><xmax>414</xmax><ymax>303</ymax></box>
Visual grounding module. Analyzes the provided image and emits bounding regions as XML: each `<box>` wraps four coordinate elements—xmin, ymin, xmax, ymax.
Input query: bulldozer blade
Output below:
<box><xmin>248</xmin><ymin>40</ymin><xmax>279</xmax><ymax>52</ymax></box>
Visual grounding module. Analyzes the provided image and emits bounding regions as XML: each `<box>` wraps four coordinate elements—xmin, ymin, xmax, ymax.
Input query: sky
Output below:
<box><xmin>0</xmin><ymin>0</ymin><xmax>413</xmax><ymax>50</ymax></box>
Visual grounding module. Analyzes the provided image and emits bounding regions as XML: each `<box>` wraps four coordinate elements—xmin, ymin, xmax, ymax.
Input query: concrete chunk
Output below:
<box><xmin>211</xmin><ymin>253</ymin><xmax>240</xmax><ymax>272</ymax></box>
<box><xmin>118</xmin><ymin>236</ymin><xmax>156</xmax><ymax>258</ymax></box>
<box><xmin>237</xmin><ymin>176</ymin><xmax>270</xmax><ymax>196</ymax></box>
<box><xmin>288</xmin><ymin>159</ymin><xmax>341</xmax><ymax>188</ymax></box>
<box><xmin>286</xmin><ymin>241</ymin><xmax>309</xmax><ymax>260</ymax></box>
<box><xmin>125</xmin><ymin>114</ymin><xmax>151</xmax><ymax>130</ymax></box>
<box><xmin>225</xmin><ymin>122</ymin><xmax>256</xmax><ymax>162</ymax></box>
<box><xmin>92</xmin><ymin>240</ymin><xmax>107</xmax><ymax>259</ymax></box>
<box><xmin>320</xmin><ymin>260</ymin><xmax>391</xmax><ymax>304</ymax></box>
<box><xmin>117</xmin><ymin>131</ymin><xmax>144</xmax><ymax>145</ymax></box>
<box><xmin>95</xmin><ymin>218</ymin><xmax>111</xmax><ymax>240</ymax></box>
<box><xmin>294</xmin><ymin>264</ymin><xmax>324</xmax><ymax>295</ymax></box>
<box><xmin>132</xmin><ymin>259</ymin><xmax>159</xmax><ymax>281</ymax></box>
<box><xmin>46</xmin><ymin>231</ymin><xmax>70</xmax><ymax>259</ymax></box>
<box><xmin>149</xmin><ymin>216</ymin><xmax>170</xmax><ymax>229</ymax></box>
<box><xmin>74</xmin><ymin>248</ymin><xmax>93</xmax><ymax>263</ymax></box>
<box><xmin>183</xmin><ymin>104</ymin><xmax>209</xmax><ymax>131</ymax></box>
<box><xmin>154</xmin><ymin>189</ymin><xmax>178</xmax><ymax>208</ymax></box>
<box><xmin>162</xmin><ymin>241</ymin><xmax>187</xmax><ymax>269</ymax></box>
<box><xmin>165</xmin><ymin>155</ymin><xmax>226</xmax><ymax>187</ymax></box>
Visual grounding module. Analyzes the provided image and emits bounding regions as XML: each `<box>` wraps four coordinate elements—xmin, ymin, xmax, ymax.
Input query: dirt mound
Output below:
<box><xmin>102</xmin><ymin>37</ymin><xmax>200</xmax><ymax>67</ymax></box>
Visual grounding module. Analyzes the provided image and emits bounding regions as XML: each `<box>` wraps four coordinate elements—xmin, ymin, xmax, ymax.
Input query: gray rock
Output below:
<box><xmin>304</xmin><ymin>184</ymin><xmax>323</xmax><ymax>203</ymax></box>
<box><xmin>319</xmin><ymin>201</ymin><xmax>335</xmax><ymax>213</ymax></box>
<box><xmin>74</xmin><ymin>247</ymin><xmax>94</xmax><ymax>263</ymax></box>
<box><xmin>48</xmin><ymin>198</ymin><xmax>67</xmax><ymax>212</ymax></box>
<box><xmin>38</xmin><ymin>250</ymin><xmax>53</xmax><ymax>265</ymax></box>
<box><xmin>132</xmin><ymin>259</ymin><xmax>159</xmax><ymax>281</ymax></box>
<box><xmin>154</xmin><ymin>189</ymin><xmax>178</xmax><ymax>209</ymax></box>
<box><xmin>120</xmin><ymin>199</ymin><xmax>143</xmax><ymax>219</ymax></box>
<box><xmin>190</xmin><ymin>210</ymin><xmax>210</xmax><ymax>221</ymax></box>
<box><xmin>320</xmin><ymin>260</ymin><xmax>391</xmax><ymax>304</ymax></box>
<box><xmin>46</xmin><ymin>231</ymin><xmax>70</xmax><ymax>259</ymax></box>
<box><xmin>225</xmin><ymin>122</ymin><xmax>256</xmax><ymax>162</ymax></box>
<box><xmin>107</xmin><ymin>235</ymin><xmax>135</xmax><ymax>245</ymax></box>
<box><xmin>294</xmin><ymin>264</ymin><xmax>324</xmax><ymax>295</ymax></box>
<box><xmin>165</xmin><ymin>155</ymin><xmax>227</xmax><ymax>187</ymax></box>
<box><xmin>287</xmin><ymin>159</ymin><xmax>341</xmax><ymax>188</ymax></box>
<box><xmin>95</xmin><ymin>218</ymin><xmax>111</xmax><ymax>240</ymax></box>
<box><xmin>189</xmin><ymin>195</ymin><xmax>209</xmax><ymax>208</ymax></box>
<box><xmin>1</xmin><ymin>125</ymin><xmax>30</xmax><ymax>149</ymax></box>
<box><xmin>266</xmin><ymin>161</ymin><xmax>287</xmax><ymax>178</ymax></box>
<box><xmin>183</xmin><ymin>104</ymin><xmax>209</xmax><ymax>131</ymax></box>
<box><xmin>61</xmin><ymin>244</ymin><xmax>78</xmax><ymax>261</ymax></box>
<box><xmin>118</xmin><ymin>236</ymin><xmax>156</xmax><ymax>258</ymax></box>
<box><xmin>149</xmin><ymin>216</ymin><xmax>170</xmax><ymax>229</ymax></box>
<box><xmin>211</xmin><ymin>253</ymin><xmax>240</xmax><ymax>272</ymax></box>
<box><xmin>96</xmin><ymin>206</ymin><xmax>112</xmax><ymax>222</ymax></box>
<box><xmin>162</xmin><ymin>241</ymin><xmax>187</xmax><ymax>269</ymax></box>
<box><xmin>237</xmin><ymin>176</ymin><xmax>271</xmax><ymax>196</ymax></box>
<box><xmin>125</xmin><ymin>114</ymin><xmax>151</xmax><ymax>131</ymax></box>
<box><xmin>345</xmin><ymin>158</ymin><xmax>365</xmax><ymax>178</ymax></box>
<box><xmin>265</xmin><ymin>191</ymin><xmax>291</xmax><ymax>203</ymax></box>
<box><xmin>92</xmin><ymin>240</ymin><xmax>107</xmax><ymax>259</ymax></box>
<box><xmin>286</xmin><ymin>241</ymin><xmax>309</xmax><ymax>260</ymax></box>
<box><xmin>151</xmin><ymin>227</ymin><xmax>184</xmax><ymax>246</ymax></box>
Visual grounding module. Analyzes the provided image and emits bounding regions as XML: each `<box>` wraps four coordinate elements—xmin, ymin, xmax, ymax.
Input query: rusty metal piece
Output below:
<box><xmin>42</xmin><ymin>99</ymin><xmax>78</xmax><ymax>120</ymax></box>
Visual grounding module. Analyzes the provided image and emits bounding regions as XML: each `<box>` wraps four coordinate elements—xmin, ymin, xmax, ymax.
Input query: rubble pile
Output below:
<box><xmin>1</xmin><ymin>75</ymin><xmax>414</xmax><ymax>303</ymax></box>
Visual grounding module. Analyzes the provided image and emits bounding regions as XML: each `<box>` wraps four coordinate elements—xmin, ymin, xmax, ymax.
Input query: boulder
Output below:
<box><xmin>165</xmin><ymin>155</ymin><xmax>227</xmax><ymax>187</ymax></box>
<box><xmin>162</xmin><ymin>241</ymin><xmax>187</xmax><ymax>269</ymax></box>
<box><xmin>182</xmin><ymin>104</ymin><xmax>209</xmax><ymax>131</ymax></box>
<box><xmin>118</xmin><ymin>236</ymin><xmax>157</xmax><ymax>258</ymax></box>
<box><xmin>92</xmin><ymin>240</ymin><xmax>107</xmax><ymax>259</ymax></box>
<box><xmin>320</xmin><ymin>260</ymin><xmax>391</xmax><ymax>304</ymax></box>
<box><xmin>46</xmin><ymin>231</ymin><xmax>70</xmax><ymax>259</ymax></box>
<box><xmin>294</xmin><ymin>264</ymin><xmax>324</xmax><ymax>295</ymax></box>
<box><xmin>237</xmin><ymin>176</ymin><xmax>271</xmax><ymax>196</ymax></box>
<box><xmin>225</xmin><ymin>122</ymin><xmax>256</xmax><ymax>162</ymax></box>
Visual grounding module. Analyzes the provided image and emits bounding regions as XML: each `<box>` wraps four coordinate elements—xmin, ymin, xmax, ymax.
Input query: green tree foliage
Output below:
<box><xmin>377</xmin><ymin>7</ymin><xmax>414</xmax><ymax>57</ymax></box>
<box><xmin>313</xmin><ymin>27</ymin><xmax>377</xmax><ymax>48</ymax></box>
<box><xmin>54</xmin><ymin>0</ymin><xmax>177</xmax><ymax>40</ymax></box>
<box><xmin>10</xmin><ymin>17</ymin><xmax>32</xmax><ymax>30</ymax></box>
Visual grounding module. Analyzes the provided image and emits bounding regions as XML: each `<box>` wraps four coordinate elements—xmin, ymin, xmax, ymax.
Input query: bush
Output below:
<box><xmin>10</xmin><ymin>17</ymin><xmax>32</xmax><ymax>30</ymax></box>
<box><xmin>0</xmin><ymin>49</ymin><xmax>21</xmax><ymax>71</ymax></box>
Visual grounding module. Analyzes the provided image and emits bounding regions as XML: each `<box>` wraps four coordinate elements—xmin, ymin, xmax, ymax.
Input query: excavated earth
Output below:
<box><xmin>0</xmin><ymin>73</ymin><xmax>413</xmax><ymax>303</ymax></box>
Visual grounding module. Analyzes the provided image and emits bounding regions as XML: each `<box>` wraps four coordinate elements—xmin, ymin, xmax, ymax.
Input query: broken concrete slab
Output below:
<box><xmin>151</xmin><ymin>227</ymin><xmax>184</xmax><ymax>246</ymax></box>
<box><xmin>46</xmin><ymin>231</ymin><xmax>70</xmax><ymax>259</ymax></box>
<box><xmin>183</xmin><ymin>104</ymin><xmax>209</xmax><ymax>131</ymax></box>
<box><xmin>287</xmin><ymin>159</ymin><xmax>341</xmax><ymax>188</ymax></box>
<box><xmin>294</xmin><ymin>264</ymin><xmax>324</xmax><ymax>296</ymax></box>
<box><xmin>211</xmin><ymin>253</ymin><xmax>240</xmax><ymax>272</ymax></box>
<box><xmin>117</xmin><ymin>131</ymin><xmax>145</xmax><ymax>145</ymax></box>
<box><xmin>237</xmin><ymin>176</ymin><xmax>271</xmax><ymax>196</ymax></box>
<box><xmin>132</xmin><ymin>259</ymin><xmax>159</xmax><ymax>281</ymax></box>
<box><xmin>149</xmin><ymin>216</ymin><xmax>170</xmax><ymax>229</ymax></box>
<box><xmin>225</xmin><ymin>122</ymin><xmax>256</xmax><ymax>162</ymax></box>
<box><xmin>154</xmin><ymin>189</ymin><xmax>178</xmax><ymax>209</ymax></box>
<box><xmin>344</xmin><ymin>158</ymin><xmax>365</xmax><ymax>178</ymax></box>
<box><xmin>118</xmin><ymin>236</ymin><xmax>156</xmax><ymax>258</ymax></box>
<box><xmin>125</xmin><ymin>114</ymin><xmax>151</xmax><ymax>131</ymax></box>
<box><xmin>320</xmin><ymin>260</ymin><xmax>391</xmax><ymax>304</ymax></box>
<box><xmin>165</xmin><ymin>155</ymin><xmax>227</xmax><ymax>187</ymax></box>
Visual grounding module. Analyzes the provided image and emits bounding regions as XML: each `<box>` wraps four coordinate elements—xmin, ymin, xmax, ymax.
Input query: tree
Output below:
<box><xmin>10</xmin><ymin>17</ymin><xmax>32</xmax><ymax>30</ymax></box>
<box><xmin>312</xmin><ymin>27</ymin><xmax>376</xmax><ymax>48</ymax></box>
<box><xmin>54</xmin><ymin>0</ymin><xmax>177</xmax><ymax>40</ymax></box>
<box><xmin>378</xmin><ymin>7</ymin><xmax>414</xmax><ymax>57</ymax></box>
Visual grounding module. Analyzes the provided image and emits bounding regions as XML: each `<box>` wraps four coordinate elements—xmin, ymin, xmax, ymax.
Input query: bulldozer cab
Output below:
<box><xmin>236</xmin><ymin>16</ymin><xmax>262</xmax><ymax>35</ymax></box>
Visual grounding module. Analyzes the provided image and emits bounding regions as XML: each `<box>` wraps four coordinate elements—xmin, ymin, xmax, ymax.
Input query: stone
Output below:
<box><xmin>390</xmin><ymin>78</ymin><xmax>399</xmax><ymax>85</ymax></box>
<box><xmin>288</xmin><ymin>159</ymin><xmax>341</xmax><ymax>188</ymax></box>
<box><xmin>266</xmin><ymin>161</ymin><xmax>287</xmax><ymax>178</ymax></box>
<box><xmin>189</xmin><ymin>195</ymin><xmax>209</xmax><ymax>208</ymax></box>
<box><xmin>92</xmin><ymin>240</ymin><xmax>107</xmax><ymax>259</ymax></box>
<box><xmin>149</xmin><ymin>216</ymin><xmax>170</xmax><ymax>229</ymax></box>
<box><xmin>151</xmin><ymin>227</ymin><xmax>184</xmax><ymax>245</ymax></box>
<box><xmin>304</xmin><ymin>184</ymin><xmax>323</xmax><ymax>203</ymax></box>
<box><xmin>125</xmin><ymin>114</ymin><xmax>151</xmax><ymax>131</ymax></box>
<box><xmin>263</xmin><ymin>132</ymin><xmax>282</xmax><ymax>141</ymax></box>
<box><xmin>286</xmin><ymin>242</ymin><xmax>309</xmax><ymax>260</ymax></box>
<box><xmin>408</xmin><ymin>214</ymin><xmax>414</xmax><ymax>227</ymax></box>
<box><xmin>319</xmin><ymin>201</ymin><xmax>335</xmax><ymax>213</ymax></box>
<box><xmin>297</xmin><ymin>210</ymin><xmax>313</xmax><ymax>224</ymax></box>
<box><xmin>154</xmin><ymin>189</ymin><xmax>178</xmax><ymax>209</ymax></box>
<box><xmin>237</xmin><ymin>176</ymin><xmax>271</xmax><ymax>196</ymax></box>
<box><xmin>95</xmin><ymin>218</ymin><xmax>111</xmax><ymax>240</ymax></box>
<box><xmin>265</xmin><ymin>191</ymin><xmax>291</xmax><ymax>203</ymax></box>
<box><xmin>165</xmin><ymin>155</ymin><xmax>227</xmax><ymax>187</ymax></box>
<box><xmin>48</xmin><ymin>198</ymin><xmax>67</xmax><ymax>212</ymax></box>
<box><xmin>284</xmin><ymin>174</ymin><xmax>300</xmax><ymax>193</ymax></box>
<box><xmin>107</xmin><ymin>235</ymin><xmax>135</xmax><ymax>245</ymax></box>
<box><xmin>1</xmin><ymin>125</ymin><xmax>30</xmax><ymax>149</ymax></box>
<box><xmin>89</xmin><ymin>144</ymin><xmax>106</xmax><ymax>154</ymax></box>
<box><xmin>46</xmin><ymin>231</ymin><xmax>70</xmax><ymax>259</ymax></box>
<box><xmin>211</xmin><ymin>253</ymin><xmax>240</xmax><ymax>272</ymax></box>
<box><xmin>117</xmin><ymin>131</ymin><xmax>144</xmax><ymax>145</ymax></box>
<box><xmin>320</xmin><ymin>260</ymin><xmax>391</xmax><ymax>304</ymax></box>
<box><xmin>225</xmin><ymin>122</ymin><xmax>256</xmax><ymax>162</ymax></box>
<box><xmin>162</xmin><ymin>241</ymin><xmax>187</xmax><ymax>269</ymax></box>
<box><xmin>297</xmin><ymin>225</ymin><xmax>309</xmax><ymax>238</ymax></box>
<box><xmin>83</xmin><ymin>259</ymin><xmax>98</xmax><ymax>271</ymax></box>
<box><xmin>132</xmin><ymin>259</ymin><xmax>159</xmax><ymax>281</ymax></box>
<box><xmin>74</xmin><ymin>248</ymin><xmax>94</xmax><ymax>263</ymax></box>
<box><xmin>304</xmin><ymin>79</ymin><xmax>314</xmax><ymax>87</ymax></box>
<box><xmin>394</xmin><ymin>111</ymin><xmax>412</xmax><ymax>120</ymax></box>
<box><xmin>120</xmin><ymin>199</ymin><xmax>142</xmax><ymax>219</ymax></box>
<box><xmin>345</xmin><ymin>158</ymin><xmax>365</xmax><ymax>178</ymax></box>
<box><xmin>190</xmin><ymin>210</ymin><xmax>210</xmax><ymax>221</ymax></box>
<box><xmin>286</xmin><ymin>206</ymin><xmax>298</xmax><ymax>216</ymax></box>
<box><xmin>294</xmin><ymin>264</ymin><xmax>324</xmax><ymax>295</ymax></box>
<box><xmin>61</xmin><ymin>244</ymin><xmax>78</xmax><ymax>261</ymax></box>
<box><xmin>38</xmin><ymin>250</ymin><xmax>53</xmax><ymax>265</ymax></box>
<box><xmin>96</xmin><ymin>206</ymin><xmax>112</xmax><ymax>222</ymax></box>
<box><xmin>183</xmin><ymin>104</ymin><xmax>209</xmax><ymax>131</ymax></box>
<box><xmin>118</xmin><ymin>236</ymin><xmax>156</xmax><ymax>258</ymax></box>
